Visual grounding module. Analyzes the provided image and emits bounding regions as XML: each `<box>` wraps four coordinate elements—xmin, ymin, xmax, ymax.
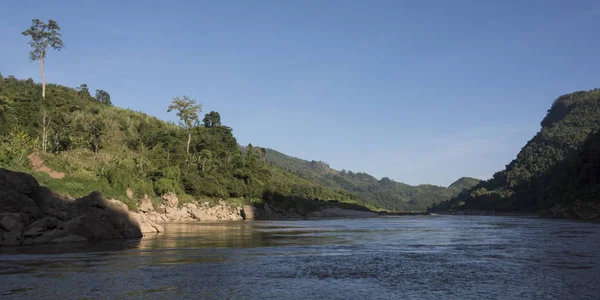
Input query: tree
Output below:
<box><xmin>95</xmin><ymin>89</ymin><xmax>112</xmax><ymax>105</ymax></box>
<box><xmin>203</xmin><ymin>111</ymin><xmax>221</xmax><ymax>128</ymax></box>
<box><xmin>22</xmin><ymin>19</ymin><xmax>65</xmax><ymax>100</ymax></box>
<box><xmin>199</xmin><ymin>149</ymin><xmax>213</xmax><ymax>172</ymax></box>
<box><xmin>261</xmin><ymin>147</ymin><xmax>267</xmax><ymax>166</ymax></box>
<box><xmin>167</xmin><ymin>96</ymin><xmax>202</xmax><ymax>154</ymax></box>
<box><xmin>77</xmin><ymin>84</ymin><xmax>90</xmax><ymax>98</ymax></box>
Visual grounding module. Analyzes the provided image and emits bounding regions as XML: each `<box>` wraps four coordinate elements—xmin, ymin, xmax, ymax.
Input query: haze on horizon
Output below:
<box><xmin>1</xmin><ymin>0</ymin><xmax>599</xmax><ymax>186</ymax></box>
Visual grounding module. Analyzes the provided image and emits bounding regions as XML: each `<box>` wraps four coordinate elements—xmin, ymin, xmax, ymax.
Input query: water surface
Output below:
<box><xmin>1</xmin><ymin>216</ymin><xmax>599</xmax><ymax>299</ymax></box>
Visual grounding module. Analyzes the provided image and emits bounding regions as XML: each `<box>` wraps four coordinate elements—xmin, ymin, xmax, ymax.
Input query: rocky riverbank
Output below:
<box><xmin>0</xmin><ymin>168</ymin><xmax>383</xmax><ymax>246</ymax></box>
<box><xmin>0</xmin><ymin>168</ymin><xmax>153</xmax><ymax>246</ymax></box>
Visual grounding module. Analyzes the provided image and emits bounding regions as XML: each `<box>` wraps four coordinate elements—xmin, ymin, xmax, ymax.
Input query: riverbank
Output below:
<box><xmin>433</xmin><ymin>206</ymin><xmax>600</xmax><ymax>222</ymax></box>
<box><xmin>0</xmin><ymin>168</ymin><xmax>384</xmax><ymax>247</ymax></box>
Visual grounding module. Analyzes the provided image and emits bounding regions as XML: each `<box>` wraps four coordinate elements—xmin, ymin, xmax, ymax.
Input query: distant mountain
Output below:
<box><xmin>431</xmin><ymin>88</ymin><xmax>600</xmax><ymax>216</ymax></box>
<box><xmin>448</xmin><ymin>177</ymin><xmax>482</xmax><ymax>193</ymax></box>
<box><xmin>250</xmin><ymin>147</ymin><xmax>480</xmax><ymax>211</ymax></box>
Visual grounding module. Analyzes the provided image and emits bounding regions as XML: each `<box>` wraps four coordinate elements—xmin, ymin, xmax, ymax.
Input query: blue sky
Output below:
<box><xmin>1</xmin><ymin>0</ymin><xmax>599</xmax><ymax>186</ymax></box>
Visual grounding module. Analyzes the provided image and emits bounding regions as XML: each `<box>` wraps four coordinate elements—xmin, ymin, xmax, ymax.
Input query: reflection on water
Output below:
<box><xmin>1</xmin><ymin>217</ymin><xmax>599</xmax><ymax>299</ymax></box>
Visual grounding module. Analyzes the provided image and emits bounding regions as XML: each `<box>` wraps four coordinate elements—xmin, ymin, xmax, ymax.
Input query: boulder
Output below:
<box><xmin>108</xmin><ymin>199</ymin><xmax>129</xmax><ymax>212</ymax></box>
<box><xmin>0</xmin><ymin>168</ymin><xmax>39</xmax><ymax>196</ymax></box>
<box><xmin>156</xmin><ymin>204</ymin><xmax>167</xmax><ymax>214</ymax></box>
<box><xmin>165</xmin><ymin>205</ymin><xmax>191</xmax><ymax>221</ymax></box>
<box><xmin>32</xmin><ymin>187</ymin><xmax>70</xmax><ymax>220</ymax></box>
<box><xmin>0</xmin><ymin>232</ymin><xmax>22</xmax><ymax>246</ymax></box>
<box><xmin>28</xmin><ymin>217</ymin><xmax>60</xmax><ymax>231</ymax></box>
<box><xmin>129</xmin><ymin>212</ymin><xmax>164</xmax><ymax>234</ymax></box>
<box><xmin>0</xmin><ymin>189</ymin><xmax>41</xmax><ymax>221</ymax></box>
<box><xmin>22</xmin><ymin>227</ymin><xmax>44</xmax><ymax>238</ymax></box>
<box><xmin>67</xmin><ymin>192</ymin><xmax>142</xmax><ymax>240</ymax></box>
<box><xmin>0</xmin><ymin>213</ymin><xmax>26</xmax><ymax>232</ymax></box>
<box><xmin>138</xmin><ymin>196</ymin><xmax>155</xmax><ymax>213</ymax></box>
<box><xmin>162</xmin><ymin>192</ymin><xmax>179</xmax><ymax>208</ymax></box>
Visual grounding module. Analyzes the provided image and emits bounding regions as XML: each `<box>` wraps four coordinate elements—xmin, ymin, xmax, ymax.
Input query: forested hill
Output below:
<box><xmin>0</xmin><ymin>75</ymin><xmax>373</xmax><ymax>212</ymax></box>
<box><xmin>254</xmin><ymin>147</ymin><xmax>480</xmax><ymax>211</ymax></box>
<box><xmin>430</xmin><ymin>88</ymin><xmax>600</xmax><ymax>215</ymax></box>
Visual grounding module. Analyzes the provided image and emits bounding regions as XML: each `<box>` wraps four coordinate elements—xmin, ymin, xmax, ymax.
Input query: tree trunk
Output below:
<box><xmin>186</xmin><ymin>132</ymin><xmax>191</xmax><ymax>153</ymax></box>
<box><xmin>42</xmin><ymin>110</ymin><xmax>49</xmax><ymax>153</ymax></box>
<box><xmin>39</xmin><ymin>58</ymin><xmax>45</xmax><ymax>100</ymax></box>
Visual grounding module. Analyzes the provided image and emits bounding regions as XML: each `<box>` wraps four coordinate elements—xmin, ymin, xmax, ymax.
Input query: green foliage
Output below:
<box><xmin>77</xmin><ymin>84</ymin><xmax>91</xmax><ymax>99</ymax></box>
<box><xmin>0</xmin><ymin>124</ymin><xmax>36</xmax><ymax>168</ymax></box>
<box><xmin>21</xmin><ymin>19</ymin><xmax>64</xmax><ymax>62</ymax></box>
<box><xmin>95</xmin><ymin>89</ymin><xmax>112</xmax><ymax>106</ymax></box>
<box><xmin>256</xmin><ymin>147</ymin><xmax>479</xmax><ymax>211</ymax></box>
<box><xmin>431</xmin><ymin>88</ymin><xmax>600</xmax><ymax>213</ymax></box>
<box><xmin>167</xmin><ymin>95</ymin><xmax>202</xmax><ymax>131</ymax></box>
<box><xmin>202</xmin><ymin>111</ymin><xmax>221</xmax><ymax>128</ymax></box>
<box><xmin>0</xmin><ymin>75</ymin><xmax>373</xmax><ymax>212</ymax></box>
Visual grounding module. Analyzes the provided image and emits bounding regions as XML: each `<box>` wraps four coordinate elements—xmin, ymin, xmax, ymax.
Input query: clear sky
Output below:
<box><xmin>1</xmin><ymin>0</ymin><xmax>599</xmax><ymax>186</ymax></box>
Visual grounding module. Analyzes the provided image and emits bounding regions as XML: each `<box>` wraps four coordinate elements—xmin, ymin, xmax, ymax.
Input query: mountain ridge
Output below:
<box><xmin>254</xmin><ymin>146</ymin><xmax>480</xmax><ymax>211</ymax></box>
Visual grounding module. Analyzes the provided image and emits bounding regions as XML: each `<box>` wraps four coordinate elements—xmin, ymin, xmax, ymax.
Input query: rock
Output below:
<box><xmin>162</xmin><ymin>192</ymin><xmax>179</xmax><ymax>208</ymax></box>
<box><xmin>138</xmin><ymin>196</ymin><xmax>155</xmax><ymax>213</ymax></box>
<box><xmin>23</xmin><ymin>229</ymin><xmax>87</xmax><ymax>245</ymax></box>
<box><xmin>129</xmin><ymin>212</ymin><xmax>164</xmax><ymax>234</ymax></box>
<box><xmin>0</xmin><ymin>189</ymin><xmax>41</xmax><ymax>221</ymax></box>
<box><xmin>156</xmin><ymin>204</ymin><xmax>167</xmax><ymax>214</ymax></box>
<box><xmin>165</xmin><ymin>205</ymin><xmax>191</xmax><ymax>221</ymax></box>
<box><xmin>0</xmin><ymin>232</ymin><xmax>22</xmax><ymax>246</ymax></box>
<box><xmin>28</xmin><ymin>217</ymin><xmax>60</xmax><ymax>230</ymax></box>
<box><xmin>186</xmin><ymin>203</ymin><xmax>243</xmax><ymax>221</ymax></box>
<box><xmin>108</xmin><ymin>199</ymin><xmax>129</xmax><ymax>212</ymax></box>
<box><xmin>31</xmin><ymin>187</ymin><xmax>70</xmax><ymax>220</ymax></box>
<box><xmin>23</xmin><ymin>227</ymin><xmax>44</xmax><ymax>238</ymax></box>
<box><xmin>0</xmin><ymin>168</ymin><xmax>39</xmax><ymax>196</ymax></box>
<box><xmin>54</xmin><ymin>234</ymin><xmax>87</xmax><ymax>243</ymax></box>
<box><xmin>67</xmin><ymin>192</ymin><xmax>142</xmax><ymax>240</ymax></box>
<box><xmin>241</xmin><ymin>206</ymin><xmax>257</xmax><ymax>220</ymax></box>
<box><xmin>0</xmin><ymin>213</ymin><xmax>25</xmax><ymax>232</ymax></box>
<box><xmin>263</xmin><ymin>203</ymin><xmax>275</xmax><ymax>219</ymax></box>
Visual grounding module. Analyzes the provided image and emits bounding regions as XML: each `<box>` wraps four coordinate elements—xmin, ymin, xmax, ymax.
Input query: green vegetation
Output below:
<box><xmin>430</xmin><ymin>89</ymin><xmax>600</xmax><ymax>213</ymax></box>
<box><xmin>0</xmin><ymin>75</ymin><xmax>376</xmax><ymax>212</ymax></box>
<box><xmin>257</xmin><ymin>147</ymin><xmax>480</xmax><ymax>211</ymax></box>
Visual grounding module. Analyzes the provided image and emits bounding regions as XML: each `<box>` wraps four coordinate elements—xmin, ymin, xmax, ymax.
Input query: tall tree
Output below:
<box><xmin>22</xmin><ymin>19</ymin><xmax>64</xmax><ymax>153</ymax></box>
<box><xmin>95</xmin><ymin>89</ymin><xmax>112</xmax><ymax>105</ymax></box>
<box><xmin>167</xmin><ymin>96</ymin><xmax>202</xmax><ymax>154</ymax></box>
<box><xmin>22</xmin><ymin>19</ymin><xmax>65</xmax><ymax>100</ymax></box>
<box><xmin>203</xmin><ymin>111</ymin><xmax>221</xmax><ymax>128</ymax></box>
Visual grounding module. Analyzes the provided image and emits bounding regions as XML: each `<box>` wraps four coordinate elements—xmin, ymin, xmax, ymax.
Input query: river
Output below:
<box><xmin>1</xmin><ymin>216</ymin><xmax>599</xmax><ymax>299</ymax></box>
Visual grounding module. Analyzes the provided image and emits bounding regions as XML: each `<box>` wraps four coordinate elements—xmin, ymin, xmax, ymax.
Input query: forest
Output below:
<box><xmin>430</xmin><ymin>89</ymin><xmax>600</xmax><ymax>215</ymax></box>
<box><xmin>0</xmin><ymin>75</ymin><xmax>371</xmax><ymax>212</ymax></box>
<box><xmin>259</xmin><ymin>147</ymin><xmax>480</xmax><ymax>211</ymax></box>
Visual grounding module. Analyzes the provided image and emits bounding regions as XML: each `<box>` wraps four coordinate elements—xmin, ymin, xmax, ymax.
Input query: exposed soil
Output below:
<box><xmin>28</xmin><ymin>152</ymin><xmax>65</xmax><ymax>179</ymax></box>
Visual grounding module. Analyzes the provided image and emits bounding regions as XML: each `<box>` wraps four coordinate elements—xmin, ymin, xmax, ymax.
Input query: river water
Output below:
<box><xmin>0</xmin><ymin>216</ymin><xmax>599</xmax><ymax>299</ymax></box>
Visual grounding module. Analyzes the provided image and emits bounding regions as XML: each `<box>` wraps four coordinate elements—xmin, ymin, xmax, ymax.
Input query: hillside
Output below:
<box><xmin>0</xmin><ymin>74</ymin><xmax>375</xmax><ymax>213</ymax></box>
<box><xmin>430</xmin><ymin>88</ymin><xmax>600</xmax><ymax>215</ymax></box>
<box><xmin>258</xmin><ymin>147</ymin><xmax>480</xmax><ymax>211</ymax></box>
<box><xmin>448</xmin><ymin>177</ymin><xmax>482</xmax><ymax>193</ymax></box>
